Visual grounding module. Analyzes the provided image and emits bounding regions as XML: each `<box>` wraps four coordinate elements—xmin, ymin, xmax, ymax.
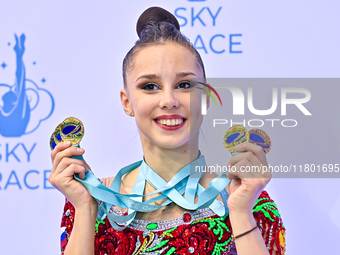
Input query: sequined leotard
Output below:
<box><xmin>60</xmin><ymin>190</ymin><xmax>286</xmax><ymax>255</ymax></box>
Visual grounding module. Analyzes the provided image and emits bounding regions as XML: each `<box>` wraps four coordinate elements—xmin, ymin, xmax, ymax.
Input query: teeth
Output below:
<box><xmin>157</xmin><ymin>119</ymin><xmax>184</xmax><ymax>126</ymax></box>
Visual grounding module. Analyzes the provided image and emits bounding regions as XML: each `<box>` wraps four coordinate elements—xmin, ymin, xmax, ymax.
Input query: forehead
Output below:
<box><xmin>127</xmin><ymin>42</ymin><xmax>203</xmax><ymax>83</ymax></box>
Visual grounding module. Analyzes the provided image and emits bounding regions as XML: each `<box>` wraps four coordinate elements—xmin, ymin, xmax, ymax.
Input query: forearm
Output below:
<box><xmin>229</xmin><ymin>211</ymin><xmax>269</xmax><ymax>255</ymax></box>
<box><xmin>64</xmin><ymin>203</ymin><xmax>98</xmax><ymax>255</ymax></box>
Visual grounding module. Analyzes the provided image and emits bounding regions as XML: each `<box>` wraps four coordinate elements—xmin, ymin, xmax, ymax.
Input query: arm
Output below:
<box><xmin>229</xmin><ymin>191</ymin><xmax>286</xmax><ymax>255</ymax></box>
<box><xmin>229</xmin><ymin>212</ymin><xmax>269</xmax><ymax>254</ymax></box>
<box><xmin>49</xmin><ymin>142</ymin><xmax>98</xmax><ymax>255</ymax></box>
<box><xmin>61</xmin><ymin>201</ymin><xmax>97</xmax><ymax>255</ymax></box>
<box><xmin>225</xmin><ymin>142</ymin><xmax>274</xmax><ymax>255</ymax></box>
<box><xmin>60</xmin><ymin>177</ymin><xmax>118</xmax><ymax>254</ymax></box>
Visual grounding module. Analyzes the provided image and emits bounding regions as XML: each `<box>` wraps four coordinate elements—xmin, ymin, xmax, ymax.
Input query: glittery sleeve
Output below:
<box><xmin>59</xmin><ymin>177</ymin><xmax>106</xmax><ymax>254</ymax></box>
<box><xmin>60</xmin><ymin>198</ymin><xmax>76</xmax><ymax>254</ymax></box>
<box><xmin>253</xmin><ymin>191</ymin><xmax>286</xmax><ymax>255</ymax></box>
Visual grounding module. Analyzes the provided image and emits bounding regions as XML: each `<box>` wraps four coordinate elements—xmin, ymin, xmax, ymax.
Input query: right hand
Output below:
<box><xmin>49</xmin><ymin>141</ymin><xmax>97</xmax><ymax>209</ymax></box>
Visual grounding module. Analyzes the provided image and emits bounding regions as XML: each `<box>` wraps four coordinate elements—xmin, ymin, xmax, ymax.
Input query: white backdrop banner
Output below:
<box><xmin>0</xmin><ymin>0</ymin><xmax>339</xmax><ymax>254</ymax></box>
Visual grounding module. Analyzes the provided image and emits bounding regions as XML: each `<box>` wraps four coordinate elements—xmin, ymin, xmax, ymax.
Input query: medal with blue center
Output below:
<box><xmin>50</xmin><ymin>117</ymin><xmax>85</xmax><ymax>160</ymax></box>
<box><xmin>223</xmin><ymin>125</ymin><xmax>250</xmax><ymax>155</ymax></box>
<box><xmin>60</xmin><ymin>117</ymin><xmax>84</xmax><ymax>146</ymax></box>
<box><xmin>53</xmin><ymin>123</ymin><xmax>63</xmax><ymax>145</ymax></box>
<box><xmin>249</xmin><ymin>129</ymin><xmax>272</xmax><ymax>154</ymax></box>
<box><xmin>60</xmin><ymin>117</ymin><xmax>84</xmax><ymax>160</ymax></box>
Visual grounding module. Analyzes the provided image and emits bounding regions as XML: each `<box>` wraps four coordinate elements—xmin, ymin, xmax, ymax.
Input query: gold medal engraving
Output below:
<box><xmin>60</xmin><ymin>117</ymin><xmax>84</xmax><ymax>145</ymax></box>
<box><xmin>249</xmin><ymin>129</ymin><xmax>272</xmax><ymax>154</ymax></box>
<box><xmin>223</xmin><ymin>125</ymin><xmax>249</xmax><ymax>153</ymax></box>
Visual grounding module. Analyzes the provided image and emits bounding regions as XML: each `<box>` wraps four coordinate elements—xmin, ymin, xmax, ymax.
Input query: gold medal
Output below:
<box><xmin>223</xmin><ymin>125</ymin><xmax>249</xmax><ymax>153</ymax></box>
<box><xmin>249</xmin><ymin>129</ymin><xmax>272</xmax><ymax>154</ymax></box>
<box><xmin>60</xmin><ymin>117</ymin><xmax>84</xmax><ymax>145</ymax></box>
<box><xmin>53</xmin><ymin>123</ymin><xmax>63</xmax><ymax>145</ymax></box>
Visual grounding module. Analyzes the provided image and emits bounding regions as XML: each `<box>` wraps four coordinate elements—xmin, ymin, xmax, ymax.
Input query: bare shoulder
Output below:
<box><xmin>101</xmin><ymin>165</ymin><xmax>141</xmax><ymax>192</ymax></box>
<box><xmin>101</xmin><ymin>176</ymin><xmax>115</xmax><ymax>188</ymax></box>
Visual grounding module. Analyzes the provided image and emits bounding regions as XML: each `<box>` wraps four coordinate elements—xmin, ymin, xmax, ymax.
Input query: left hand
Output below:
<box><xmin>226</xmin><ymin>142</ymin><xmax>271</xmax><ymax>214</ymax></box>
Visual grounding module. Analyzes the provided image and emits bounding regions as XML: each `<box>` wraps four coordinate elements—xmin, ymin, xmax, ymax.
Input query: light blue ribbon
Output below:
<box><xmin>72</xmin><ymin>150</ymin><xmax>231</xmax><ymax>230</ymax></box>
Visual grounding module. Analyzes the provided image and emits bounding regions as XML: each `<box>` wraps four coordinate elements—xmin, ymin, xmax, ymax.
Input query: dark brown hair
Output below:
<box><xmin>122</xmin><ymin>7</ymin><xmax>206</xmax><ymax>87</ymax></box>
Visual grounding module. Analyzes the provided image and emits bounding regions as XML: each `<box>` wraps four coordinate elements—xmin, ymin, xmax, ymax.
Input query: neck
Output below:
<box><xmin>140</xmin><ymin>134</ymin><xmax>200</xmax><ymax>182</ymax></box>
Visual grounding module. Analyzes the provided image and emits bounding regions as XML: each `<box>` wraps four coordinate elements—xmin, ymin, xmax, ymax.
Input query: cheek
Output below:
<box><xmin>189</xmin><ymin>91</ymin><xmax>203</xmax><ymax>114</ymax></box>
<box><xmin>190</xmin><ymin>93</ymin><xmax>204</xmax><ymax>126</ymax></box>
<box><xmin>133</xmin><ymin>96</ymin><xmax>157</xmax><ymax>117</ymax></box>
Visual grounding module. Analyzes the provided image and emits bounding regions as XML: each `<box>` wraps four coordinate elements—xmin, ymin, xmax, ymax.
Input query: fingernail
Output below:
<box><xmin>65</xmin><ymin>141</ymin><xmax>71</xmax><ymax>145</ymax></box>
<box><xmin>235</xmin><ymin>145</ymin><xmax>241</xmax><ymax>150</ymax></box>
<box><xmin>77</xmin><ymin>148</ymin><xmax>85</xmax><ymax>153</ymax></box>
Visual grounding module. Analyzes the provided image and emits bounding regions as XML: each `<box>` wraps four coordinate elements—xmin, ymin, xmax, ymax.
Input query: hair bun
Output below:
<box><xmin>136</xmin><ymin>6</ymin><xmax>180</xmax><ymax>38</ymax></box>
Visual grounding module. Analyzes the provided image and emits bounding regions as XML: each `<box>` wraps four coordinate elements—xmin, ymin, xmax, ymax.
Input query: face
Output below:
<box><xmin>121</xmin><ymin>42</ymin><xmax>207</xmax><ymax>150</ymax></box>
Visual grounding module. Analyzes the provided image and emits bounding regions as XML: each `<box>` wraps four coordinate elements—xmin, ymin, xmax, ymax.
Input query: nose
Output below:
<box><xmin>159</xmin><ymin>87</ymin><xmax>179</xmax><ymax>109</ymax></box>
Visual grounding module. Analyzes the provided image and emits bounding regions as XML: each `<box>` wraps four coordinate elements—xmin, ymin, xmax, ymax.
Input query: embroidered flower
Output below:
<box><xmin>165</xmin><ymin>222</ymin><xmax>217</xmax><ymax>254</ymax></box>
<box><xmin>95</xmin><ymin>217</ymin><xmax>138</xmax><ymax>255</ymax></box>
<box><xmin>59</xmin><ymin>190</ymin><xmax>285</xmax><ymax>255</ymax></box>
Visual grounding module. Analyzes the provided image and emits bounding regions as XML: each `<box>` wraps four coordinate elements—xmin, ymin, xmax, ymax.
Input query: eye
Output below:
<box><xmin>176</xmin><ymin>81</ymin><xmax>192</xmax><ymax>89</ymax></box>
<box><xmin>140</xmin><ymin>83</ymin><xmax>160</xmax><ymax>91</ymax></box>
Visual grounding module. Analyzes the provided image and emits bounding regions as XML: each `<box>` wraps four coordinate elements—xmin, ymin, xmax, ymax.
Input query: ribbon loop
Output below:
<box><xmin>73</xmin><ymin>151</ymin><xmax>230</xmax><ymax>230</ymax></box>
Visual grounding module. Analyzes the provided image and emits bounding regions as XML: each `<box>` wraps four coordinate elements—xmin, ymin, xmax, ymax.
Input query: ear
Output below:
<box><xmin>120</xmin><ymin>89</ymin><xmax>134</xmax><ymax>116</ymax></box>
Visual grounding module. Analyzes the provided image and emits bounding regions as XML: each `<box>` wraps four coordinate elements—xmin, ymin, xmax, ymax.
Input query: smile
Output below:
<box><xmin>156</xmin><ymin>118</ymin><xmax>184</xmax><ymax>126</ymax></box>
<box><xmin>153</xmin><ymin>115</ymin><xmax>187</xmax><ymax>131</ymax></box>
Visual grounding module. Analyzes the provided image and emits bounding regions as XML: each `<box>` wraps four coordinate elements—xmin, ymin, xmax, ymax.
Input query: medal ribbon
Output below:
<box><xmin>73</xmin><ymin>150</ymin><xmax>231</xmax><ymax>230</ymax></box>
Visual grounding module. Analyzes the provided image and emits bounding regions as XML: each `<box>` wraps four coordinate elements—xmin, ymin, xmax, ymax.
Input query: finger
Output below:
<box><xmin>228</xmin><ymin>151</ymin><xmax>272</xmax><ymax>180</ymax></box>
<box><xmin>226</xmin><ymin>158</ymin><xmax>254</xmax><ymax>179</ymax></box>
<box><xmin>68</xmin><ymin>163</ymin><xmax>87</xmax><ymax>179</ymax></box>
<box><xmin>51</xmin><ymin>146</ymin><xmax>85</xmax><ymax>175</ymax></box>
<box><xmin>228</xmin><ymin>151</ymin><xmax>263</xmax><ymax>169</ymax></box>
<box><xmin>51</xmin><ymin>141</ymin><xmax>72</xmax><ymax>162</ymax></box>
<box><xmin>54</xmin><ymin>157</ymin><xmax>85</xmax><ymax>177</ymax></box>
<box><xmin>227</xmin><ymin>158</ymin><xmax>266</xmax><ymax>179</ymax></box>
<box><xmin>227</xmin><ymin>159</ymin><xmax>271</xmax><ymax>185</ymax></box>
<box><xmin>52</xmin><ymin>164</ymin><xmax>87</xmax><ymax>188</ymax></box>
<box><xmin>83</xmin><ymin>159</ymin><xmax>91</xmax><ymax>171</ymax></box>
<box><xmin>49</xmin><ymin>158</ymin><xmax>85</xmax><ymax>186</ymax></box>
<box><xmin>63</xmin><ymin>163</ymin><xmax>87</xmax><ymax>180</ymax></box>
<box><xmin>234</xmin><ymin>142</ymin><xmax>267</xmax><ymax>165</ymax></box>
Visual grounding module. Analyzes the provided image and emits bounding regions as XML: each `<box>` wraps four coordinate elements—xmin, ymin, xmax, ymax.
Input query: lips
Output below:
<box><xmin>153</xmin><ymin>114</ymin><xmax>187</xmax><ymax>131</ymax></box>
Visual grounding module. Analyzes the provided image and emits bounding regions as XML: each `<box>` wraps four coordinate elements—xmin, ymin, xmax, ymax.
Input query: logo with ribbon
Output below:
<box><xmin>0</xmin><ymin>34</ymin><xmax>54</xmax><ymax>137</ymax></box>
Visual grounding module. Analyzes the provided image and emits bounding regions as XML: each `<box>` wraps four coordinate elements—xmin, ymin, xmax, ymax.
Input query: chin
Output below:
<box><xmin>153</xmin><ymin>137</ymin><xmax>190</xmax><ymax>150</ymax></box>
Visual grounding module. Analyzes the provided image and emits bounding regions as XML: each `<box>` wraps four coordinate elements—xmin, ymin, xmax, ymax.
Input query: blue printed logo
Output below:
<box><xmin>0</xmin><ymin>34</ymin><xmax>54</xmax><ymax>137</ymax></box>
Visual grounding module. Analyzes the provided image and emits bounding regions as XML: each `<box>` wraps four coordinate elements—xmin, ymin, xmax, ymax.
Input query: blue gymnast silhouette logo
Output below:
<box><xmin>0</xmin><ymin>34</ymin><xmax>54</xmax><ymax>137</ymax></box>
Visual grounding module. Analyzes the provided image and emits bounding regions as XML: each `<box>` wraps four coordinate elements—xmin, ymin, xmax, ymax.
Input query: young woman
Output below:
<box><xmin>49</xmin><ymin>7</ymin><xmax>286</xmax><ymax>255</ymax></box>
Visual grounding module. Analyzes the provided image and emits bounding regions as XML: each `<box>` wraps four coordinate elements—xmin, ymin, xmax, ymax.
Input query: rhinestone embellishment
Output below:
<box><xmin>183</xmin><ymin>212</ymin><xmax>192</xmax><ymax>223</ymax></box>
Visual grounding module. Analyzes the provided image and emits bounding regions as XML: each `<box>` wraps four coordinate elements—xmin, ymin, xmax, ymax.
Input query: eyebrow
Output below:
<box><xmin>135</xmin><ymin>72</ymin><xmax>196</xmax><ymax>82</ymax></box>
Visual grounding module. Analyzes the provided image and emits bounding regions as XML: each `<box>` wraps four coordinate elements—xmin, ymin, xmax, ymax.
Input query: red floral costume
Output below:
<box><xmin>60</xmin><ymin>190</ymin><xmax>285</xmax><ymax>255</ymax></box>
